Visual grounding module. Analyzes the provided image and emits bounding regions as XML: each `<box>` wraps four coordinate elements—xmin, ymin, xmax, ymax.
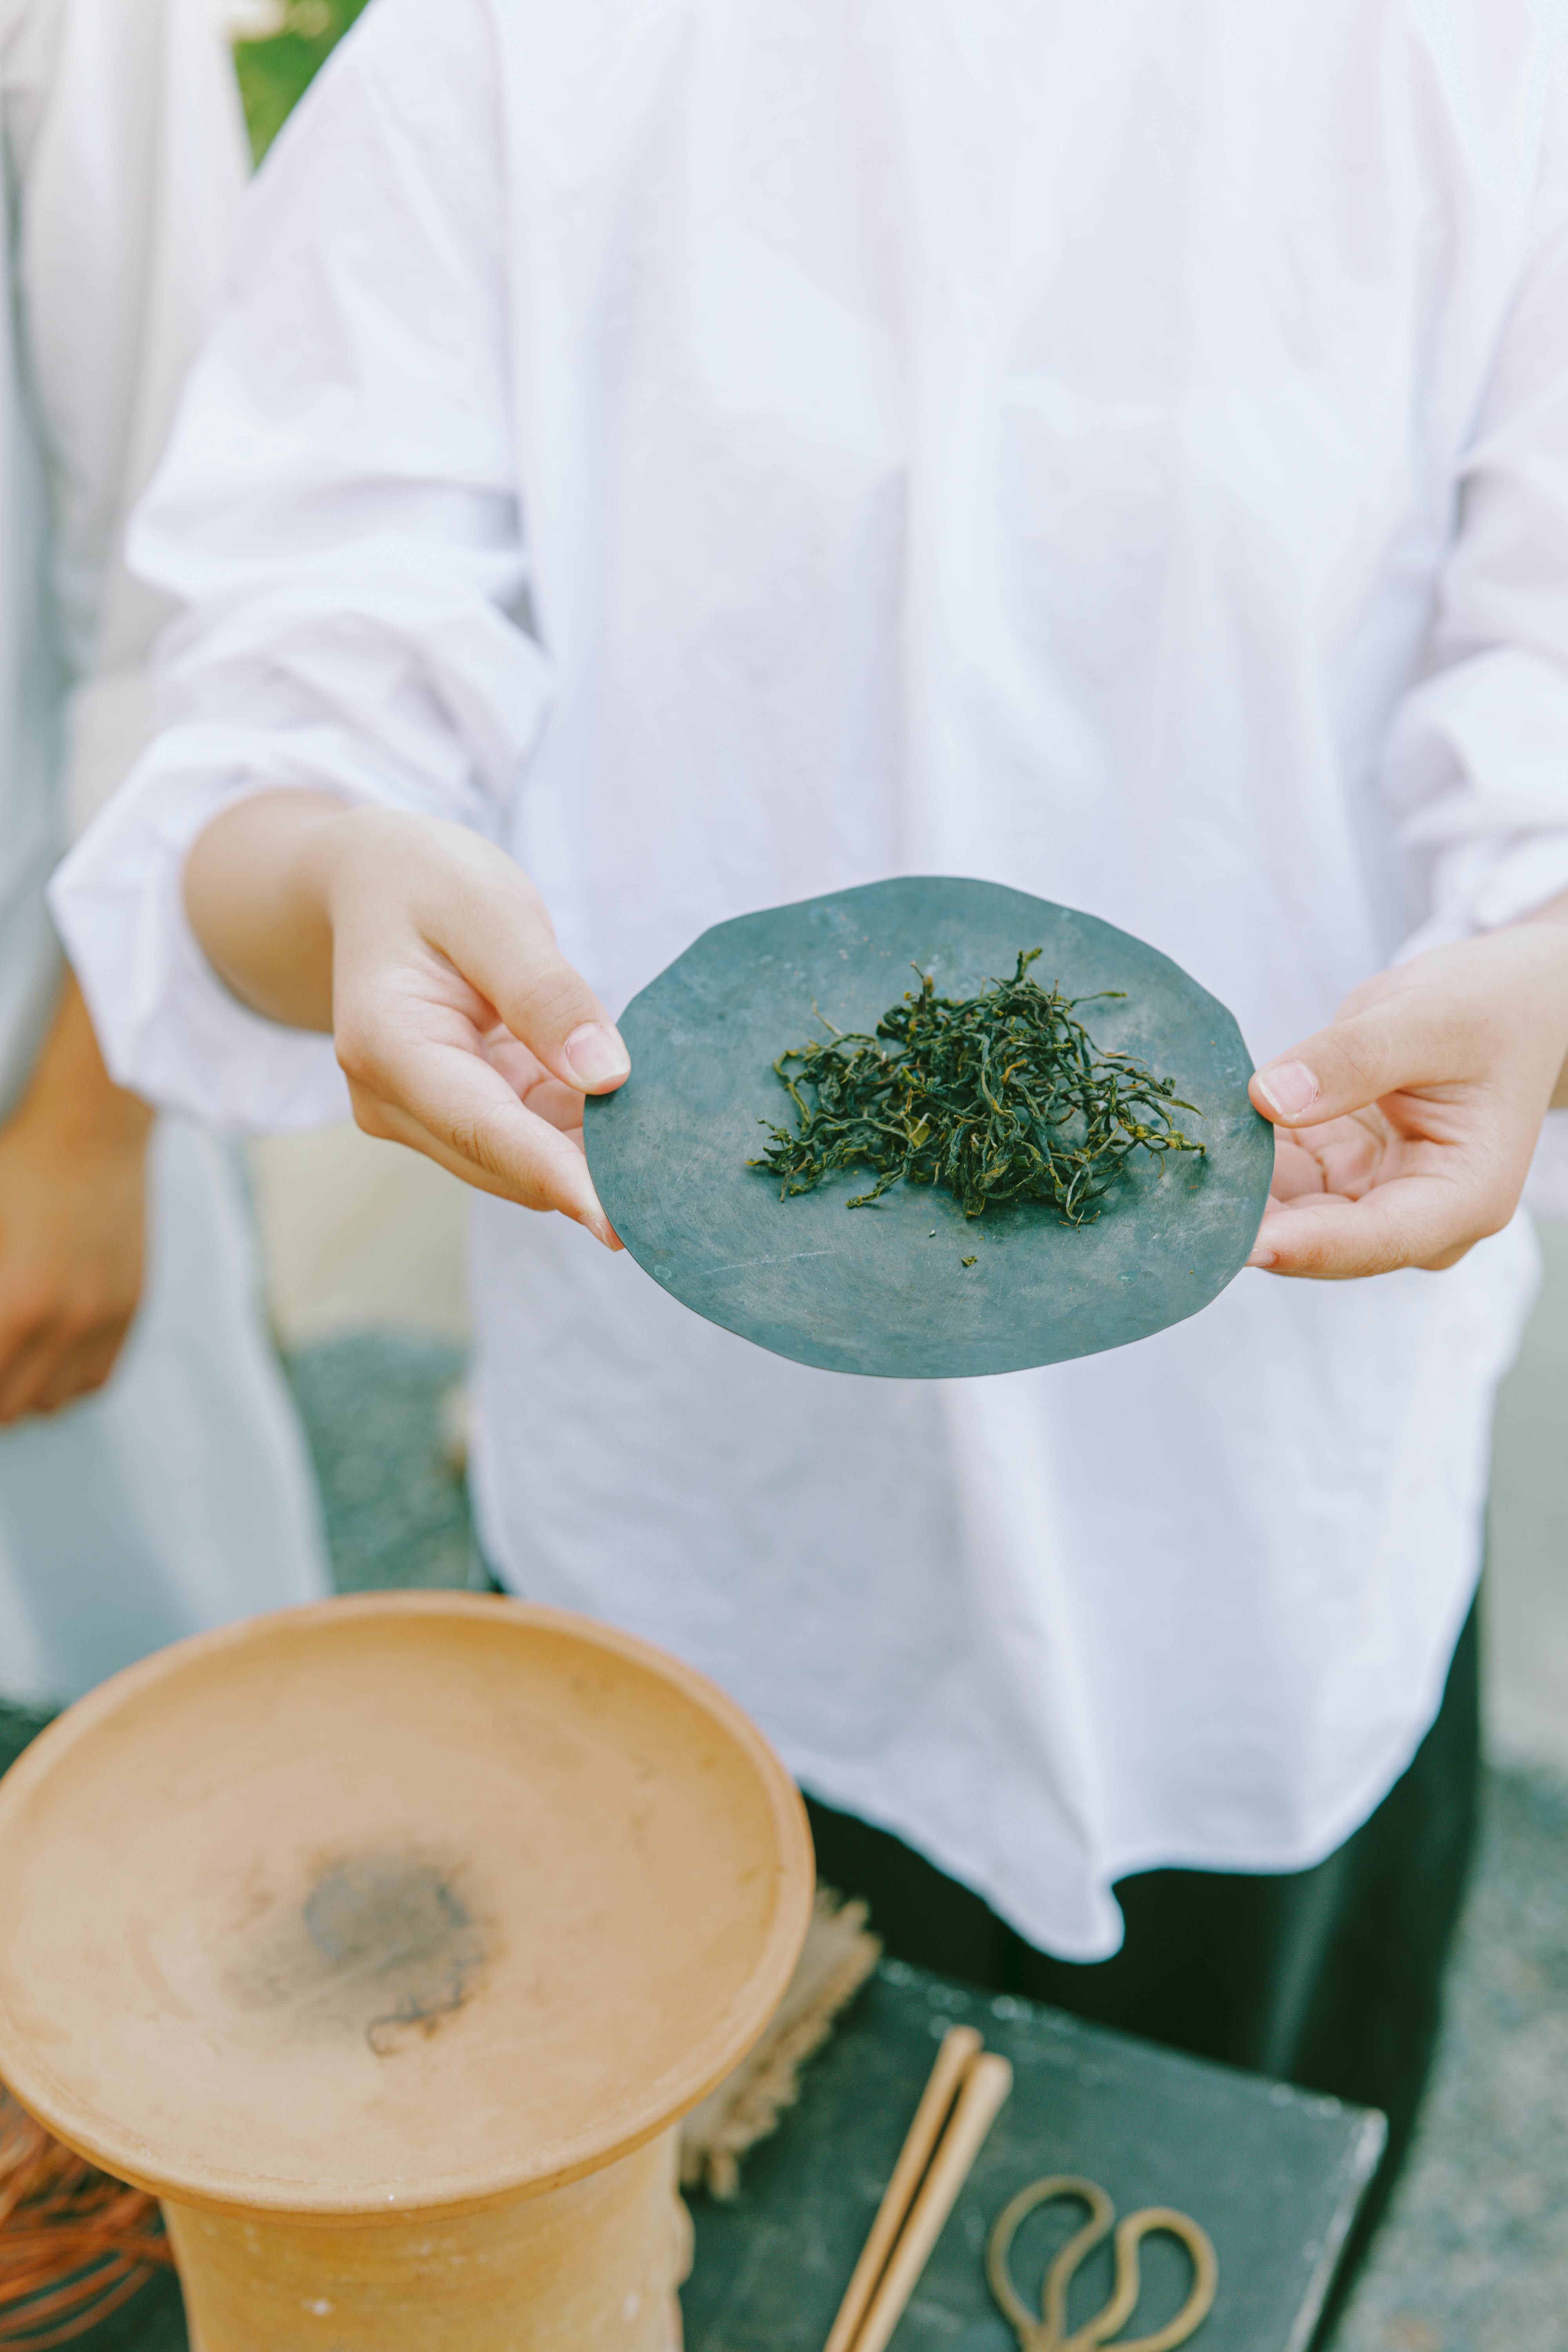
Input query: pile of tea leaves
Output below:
<box><xmin>749</xmin><ymin>949</ymin><xmax>1205</xmax><ymax>1225</ymax></box>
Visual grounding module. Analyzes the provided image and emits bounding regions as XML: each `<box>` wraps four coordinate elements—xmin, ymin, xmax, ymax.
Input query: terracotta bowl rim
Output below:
<box><xmin>0</xmin><ymin>1591</ymin><xmax>815</xmax><ymax>2219</ymax></box>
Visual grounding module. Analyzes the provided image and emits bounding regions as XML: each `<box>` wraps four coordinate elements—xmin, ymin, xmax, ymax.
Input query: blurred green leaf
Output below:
<box><xmin>234</xmin><ymin>0</ymin><xmax>372</xmax><ymax>163</ymax></box>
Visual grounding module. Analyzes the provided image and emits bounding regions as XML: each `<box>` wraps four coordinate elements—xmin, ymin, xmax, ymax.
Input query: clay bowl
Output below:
<box><xmin>0</xmin><ymin>1593</ymin><xmax>813</xmax><ymax>2352</ymax></box>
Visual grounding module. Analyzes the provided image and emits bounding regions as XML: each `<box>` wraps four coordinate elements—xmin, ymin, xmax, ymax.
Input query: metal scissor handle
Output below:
<box><xmin>985</xmin><ymin>2174</ymin><xmax>1219</xmax><ymax>2352</ymax></box>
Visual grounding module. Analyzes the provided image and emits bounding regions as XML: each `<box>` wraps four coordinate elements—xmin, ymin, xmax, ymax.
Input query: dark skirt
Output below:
<box><xmin>805</xmin><ymin>1598</ymin><xmax>1481</xmax><ymax>2335</ymax></box>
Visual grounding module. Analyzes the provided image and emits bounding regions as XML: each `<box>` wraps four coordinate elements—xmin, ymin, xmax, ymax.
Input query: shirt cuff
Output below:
<box><xmin>1397</xmin><ymin>833</ymin><xmax>1568</xmax><ymax>960</ymax></box>
<box><xmin>1395</xmin><ymin>839</ymin><xmax>1568</xmax><ymax>1214</ymax></box>
<box><xmin>1525</xmin><ymin>1111</ymin><xmax>1568</xmax><ymax>1216</ymax></box>
<box><xmin>62</xmin><ymin>667</ymin><xmax>156</xmax><ymax>840</ymax></box>
<box><xmin>50</xmin><ymin>750</ymin><xmax>352</xmax><ymax>1134</ymax></box>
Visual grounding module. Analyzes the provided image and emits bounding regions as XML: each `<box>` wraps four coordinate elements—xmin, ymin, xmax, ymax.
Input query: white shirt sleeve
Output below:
<box><xmin>3</xmin><ymin>0</ymin><xmax>252</xmax><ymax>834</ymax></box>
<box><xmin>1380</xmin><ymin>25</ymin><xmax>1568</xmax><ymax>1206</ymax></box>
<box><xmin>51</xmin><ymin>0</ymin><xmax>552</xmax><ymax>1134</ymax></box>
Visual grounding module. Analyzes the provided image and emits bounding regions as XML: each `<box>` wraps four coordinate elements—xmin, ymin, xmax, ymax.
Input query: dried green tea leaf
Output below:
<box><xmin>748</xmin><ymin>949</ymin><xmax>1205</xmax><ymax>1226</ymax></box>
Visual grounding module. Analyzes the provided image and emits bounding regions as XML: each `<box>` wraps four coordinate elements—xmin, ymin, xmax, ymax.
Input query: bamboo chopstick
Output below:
<box><xmin>822</xmin><ymin>2025</ymin><xmax>982</xmax><ymax>2352</ymax></box>
<box><xmin>847</xmin><ymin>2051</ymin><xmax>1014</xmax><ymax>2352</ymax></box>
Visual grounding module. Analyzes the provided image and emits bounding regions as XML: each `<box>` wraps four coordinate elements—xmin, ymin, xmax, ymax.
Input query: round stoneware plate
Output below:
<box><xmin>586</xmin><ymin>876</ymin><xmax>1274</xmax><ymax>1379</ymax></box>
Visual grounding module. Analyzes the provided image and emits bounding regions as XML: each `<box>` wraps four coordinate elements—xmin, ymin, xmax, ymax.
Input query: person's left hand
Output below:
<box><xmin>1247</xmin><ymin>904</ymin><xmax>1568</xmax><ymax>1278</ymax></box>
<box><xmin>0</xmin><ymin>975</ymin><xmax>152</xmax><ymax>1423</ymax></box>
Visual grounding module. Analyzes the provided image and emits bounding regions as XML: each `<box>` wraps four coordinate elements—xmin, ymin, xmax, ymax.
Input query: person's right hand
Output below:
<box><xmin>186</xmin><ymin>796</ymin><xmax>630</xmax><ymax>1248</ymax></box>
<box><xmin>325</xmin><ymin>809</ymin><xmax>630</xmax><ymax>1246</ymax></box>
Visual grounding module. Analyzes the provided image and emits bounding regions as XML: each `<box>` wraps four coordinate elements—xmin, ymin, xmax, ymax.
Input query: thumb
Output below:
<box><xmin>1249</xmin><ymin>993</ymin><xmax>1452</xmax><ymax>1128</ymax></box>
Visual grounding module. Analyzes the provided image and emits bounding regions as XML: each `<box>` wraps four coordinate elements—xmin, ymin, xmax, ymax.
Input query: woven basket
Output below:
<box><xmin>0</xmin><ymin>2087</ymin><xmax>171</xmax><ymax>2349</ymax></box>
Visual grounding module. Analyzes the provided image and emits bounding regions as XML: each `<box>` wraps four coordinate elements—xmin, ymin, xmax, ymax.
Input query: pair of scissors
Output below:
<box><xmin>986</xmin><ymin>2175</ymin><xmax>1218</xmax><ymax>2352</ymax></box>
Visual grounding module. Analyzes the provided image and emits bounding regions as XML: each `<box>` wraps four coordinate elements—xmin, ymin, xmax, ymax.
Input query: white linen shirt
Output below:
<box><xmin>55</xmin><ymin>0</ymin><xmax>1568</xmax><ymax>1954</ymax></box>
<box><xmin>0</xmin><ymin>0</ymin><xmax>330</xmax><ymax>1706</ymax></box>
<box><xmin>0</xmin><ymin>0</ymin><xmax>241</xmax><ymax>1108</ymax></box>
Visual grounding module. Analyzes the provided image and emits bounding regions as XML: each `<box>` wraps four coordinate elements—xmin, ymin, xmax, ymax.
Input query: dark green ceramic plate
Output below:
<box><xmin>585</xmin><ymin>878</ymin><xmax>1273</xmax><ymax>1379</ymax></box>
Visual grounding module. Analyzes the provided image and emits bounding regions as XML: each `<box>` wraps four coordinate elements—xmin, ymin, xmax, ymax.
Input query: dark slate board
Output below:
<box><xmin>685</xmin><ymin>1963</ymin><xmax>1385</xmax><ymax>2352</ymax></box>
<box><xmin>17</xmin><ymin>1963</ymin><xmax>1380</xmax><ymax>2352</ymax></box>
<box><xmin>586</xmin><ymin>878</ymin><xmax>1274</xmax><ymax>1379</ymax></box>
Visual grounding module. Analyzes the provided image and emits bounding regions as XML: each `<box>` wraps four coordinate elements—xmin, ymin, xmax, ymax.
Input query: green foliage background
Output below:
<box><xmin>234</xmin><ymin>0</ymin><xmax>371</xmax><ymax>162</ymax></box>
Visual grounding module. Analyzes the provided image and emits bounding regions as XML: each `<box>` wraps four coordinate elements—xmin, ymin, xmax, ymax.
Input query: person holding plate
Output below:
<box><xmin>52</xmin><ymin>0</ymin><xmax>1568</xmax><ymax>2294</ymax></box>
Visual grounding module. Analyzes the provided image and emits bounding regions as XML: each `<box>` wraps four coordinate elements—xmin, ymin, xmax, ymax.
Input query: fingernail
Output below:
<box><xmin>1247</xmin><ymin>1245</ymin><xmax>1278</xmax><ymax>1269</ymax></box>
<box><xmin>1254</xmin><ymin>1060</ymin><xmax>1319</xmax><ymax>1119</ymax></box>
<box><xmin>570</xmin><ymin>1204</ymin><xmax>617</xmax><ymax>1251</ymax></box>
<box><xmin>564</xmin><ymin>1022</ymin><xmax>630</xmax><ymax>1087</ymax></box>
